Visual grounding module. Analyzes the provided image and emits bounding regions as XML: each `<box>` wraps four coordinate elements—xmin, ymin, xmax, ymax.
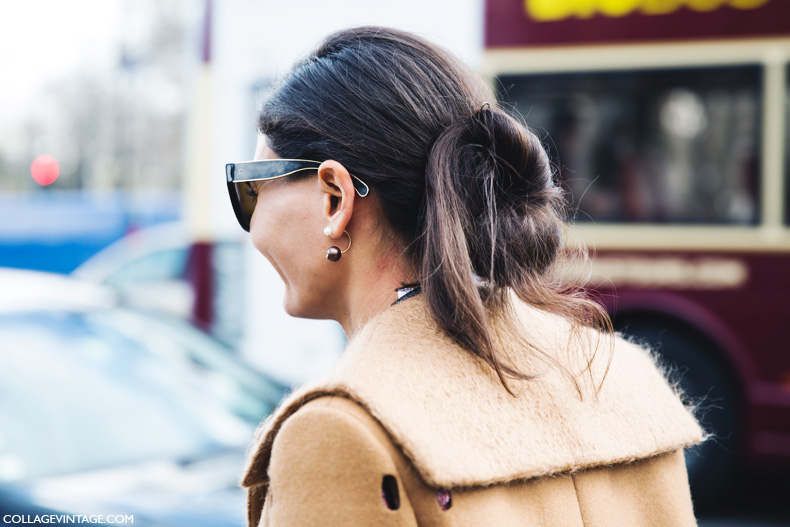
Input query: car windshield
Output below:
<box><xmin>0</xmin><ymin>309</ymin><xmax>274</xmax><ymax>483</ymax></box>
<box><xmin>87</xmin><ymin>309</ymin><xmax>285</xmax><ymax>423</ymax></box>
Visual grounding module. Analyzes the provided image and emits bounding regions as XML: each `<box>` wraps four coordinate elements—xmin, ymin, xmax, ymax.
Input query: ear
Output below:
<box><xmin>317</xmin><ymin>160</ymin><xmax>355</xmax><ymax>238</ymax></box>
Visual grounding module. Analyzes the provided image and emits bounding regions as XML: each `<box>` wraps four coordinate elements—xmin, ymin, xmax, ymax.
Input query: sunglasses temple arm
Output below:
<box><xmin>351</xmin><ymin>175</ymin><xmax>370</xmax><ymax>197</ymax></box>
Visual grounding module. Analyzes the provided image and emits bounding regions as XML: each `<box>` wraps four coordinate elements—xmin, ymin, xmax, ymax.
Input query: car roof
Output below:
<box><xmin>71</xmin><ymin>221</ymin><xmax>190</xmax><ymax>280</ymax></box>
<box><xmin>0</xmin><ymin>267</ymin><xmax>118</xmax><ymax>313</ymax></box>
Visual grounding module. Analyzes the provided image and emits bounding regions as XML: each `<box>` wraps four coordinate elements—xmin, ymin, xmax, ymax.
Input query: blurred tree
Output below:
<box><xmin>0</xmin><ymin>0</ymin><xmax>197</xmax><ymax>194</ymax></box>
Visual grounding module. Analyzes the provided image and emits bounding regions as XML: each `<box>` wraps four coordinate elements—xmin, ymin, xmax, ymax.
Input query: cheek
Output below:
<box><xmin>250</xmin><ymin>210</ymin><xmax>300</xmax><ymax>277</ymax></box>
<box><xmin>249</xmin><ymin>209</ymin><xmax>275</xmax><ymax>260</ymax></box>
<box><xmin>251</xmin><ymin>218</ymin><xmax>329</xmax><ymax>318</ymax></box>
<box><xmin>248</xmin><ymin>188</ymin><xmax>324</xmax><ymax>284</ymax></box>
<box><xmin>250</xmin><ymin>231</ymin><xmax>270</xmax><ymax>267</ymax></box>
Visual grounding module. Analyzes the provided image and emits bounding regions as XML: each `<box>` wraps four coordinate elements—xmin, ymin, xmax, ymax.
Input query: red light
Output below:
<box><xmin>31</xmin><ymin>155</ymin><xmax>60</xmax><ymax>186</ymax></box>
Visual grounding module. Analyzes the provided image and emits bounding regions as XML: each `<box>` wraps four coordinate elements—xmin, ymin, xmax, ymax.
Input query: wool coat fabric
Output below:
<box><xmin>241</xmin><ymin>293</ymin><xmax>705</xmax><ymax>527</ymax></box>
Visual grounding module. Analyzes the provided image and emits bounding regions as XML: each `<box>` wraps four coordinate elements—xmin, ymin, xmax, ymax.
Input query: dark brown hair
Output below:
<box><xmin>257</xmin><ymin>27</ymin><xmax>612</xmax><ymax>394</ymax></box>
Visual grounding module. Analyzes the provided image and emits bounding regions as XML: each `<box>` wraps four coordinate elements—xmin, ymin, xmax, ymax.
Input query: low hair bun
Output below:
<box><xmin>422</xmin><ymin>104</ymin><xmax>564</xmax><ymax>292</ymax></box>
<box><xmin>476</xmin><ymin>105</ymin><xmax>559</xmax><ymax>211</ymax></box>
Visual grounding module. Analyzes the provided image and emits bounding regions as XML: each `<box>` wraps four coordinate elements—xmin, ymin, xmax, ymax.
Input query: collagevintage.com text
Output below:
<box><xmin>3</xmin><ymin>515</ymin><xmax>133</xmax><ymax>525</ymax></box>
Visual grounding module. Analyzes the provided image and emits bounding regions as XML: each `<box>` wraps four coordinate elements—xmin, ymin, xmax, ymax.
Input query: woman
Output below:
<box><xmin>229</xmin><ymin>27</ymin><xmax>704</xmax><ymax>526</ymax></box>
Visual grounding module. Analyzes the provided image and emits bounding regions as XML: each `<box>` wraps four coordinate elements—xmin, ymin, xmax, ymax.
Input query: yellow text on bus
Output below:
<box><xmin>525</xmin><ymin>0</ymin><xmax>771</xmax><ymax>21</ymax></box>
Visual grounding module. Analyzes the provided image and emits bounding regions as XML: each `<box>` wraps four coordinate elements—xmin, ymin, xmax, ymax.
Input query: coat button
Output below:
<box><xmin>381</xmin><ymin>475</ymin><xmax>400</xmax><ymax>510</ymax></box>
<box><xmin>436</xmin><ymin>489</ymin><xmax>452</xmax><ymax>511</ymax></box>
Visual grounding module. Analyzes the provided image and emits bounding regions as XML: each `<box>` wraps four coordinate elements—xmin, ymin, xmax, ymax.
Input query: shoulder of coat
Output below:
<box><xmin>281</xmin><ymin>396</ymin><xmax>408</xmax><ymax>464</ymax></box>
<box><xmin>241</xmin><ymin>393</ymin><xmax>407</xmax><ymax>488</ymax></box>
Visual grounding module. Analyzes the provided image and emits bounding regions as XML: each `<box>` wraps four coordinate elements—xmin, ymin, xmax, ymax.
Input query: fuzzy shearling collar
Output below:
<box><xmin>241</xmin><ymin>294</ymin><xmax>703</xmax><ymax>490</ymax></box>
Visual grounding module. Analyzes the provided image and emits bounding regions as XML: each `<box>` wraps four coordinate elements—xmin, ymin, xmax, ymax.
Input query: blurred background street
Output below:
<box><xmin>1</xmin><ymin>0</ymin><xmax>789</xmax><ymax>525</ymax></box>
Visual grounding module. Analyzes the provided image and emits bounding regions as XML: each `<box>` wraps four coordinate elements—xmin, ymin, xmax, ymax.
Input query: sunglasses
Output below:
<box><xmin>225</xmin><ymin>159</ymin><xmax>370</xmax><ymax>232</ymax></box>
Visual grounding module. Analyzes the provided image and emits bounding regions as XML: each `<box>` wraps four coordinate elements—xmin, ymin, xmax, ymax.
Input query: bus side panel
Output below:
<box><xmin>593</xmin><ymin>249</ymin><xmax>790</xmax><ymax>465</ymax></box>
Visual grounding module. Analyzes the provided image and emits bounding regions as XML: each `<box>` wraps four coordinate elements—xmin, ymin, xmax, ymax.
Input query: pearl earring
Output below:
<box><xmin>325</xmin><ymin>229</ymin><xmax>352</xmax><ymax>262</ymax></box>
<box><xmin>323</xmin><ymin>226</ymin><xmax>332</xmax><ymax>236</ymax></box>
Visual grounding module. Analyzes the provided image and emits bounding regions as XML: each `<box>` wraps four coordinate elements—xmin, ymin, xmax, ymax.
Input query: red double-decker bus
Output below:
<box><xmin>483</xmin><ymin>0</ymin><xmax>790</xmax><ymax>502</ymax></box>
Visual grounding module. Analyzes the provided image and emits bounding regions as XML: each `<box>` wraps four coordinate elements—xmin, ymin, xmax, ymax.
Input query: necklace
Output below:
<box><xmin>393</xmin><ymin>282</ymin><xmax>421</xmax><ymax>304</ymax></box>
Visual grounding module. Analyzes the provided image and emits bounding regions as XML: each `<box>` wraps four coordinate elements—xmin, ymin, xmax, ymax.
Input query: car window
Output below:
<box><xmin>104</xmin><ymin>248</ymin><xmax>188</xmax><ymax>286</ymax></box>
<box><xmin>0</xmin><ymin>311</ymin><xmax>254</xmax><ymax>483</ymax></box>
<box><xmin>85</xmin><ymin>309</ymin><xmax>283</xmax><ymax>422</ymax></box>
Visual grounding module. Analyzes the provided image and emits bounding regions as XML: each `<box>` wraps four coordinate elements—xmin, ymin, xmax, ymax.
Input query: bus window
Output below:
<box><xmin>498</xmin><ymin>66</ymin><xmax>762</xmax><ymax>225</ymax></box>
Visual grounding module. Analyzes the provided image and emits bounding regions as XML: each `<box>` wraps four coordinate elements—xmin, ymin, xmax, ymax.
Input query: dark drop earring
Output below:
<box><xmin>324</xmin><ymin>228</ymin><xmax>352</xmax><ymax>262</ymax></box>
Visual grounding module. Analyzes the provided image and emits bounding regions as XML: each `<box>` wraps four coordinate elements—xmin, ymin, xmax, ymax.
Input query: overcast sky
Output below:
<box><xmin>0</xmin><ymin>0</ymin><xmax>197</xmax><ymax>127</ymax></box>
<box><xmin>1</xmin><ymin>1</ymin><xmax>119</xmax><ymax>122</ymax></box>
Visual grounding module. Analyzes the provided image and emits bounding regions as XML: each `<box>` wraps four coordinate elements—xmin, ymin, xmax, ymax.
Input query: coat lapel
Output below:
<box><xmin>241</xmin><ymin>295</ymin><xmax>703</xmax><ymax>490</ymax></box>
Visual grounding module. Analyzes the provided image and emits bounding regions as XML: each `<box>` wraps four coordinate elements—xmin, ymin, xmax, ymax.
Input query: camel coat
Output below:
<box><xmin>241</xmin><ymin>293</ymin><xmax>704</xmax><ymax>526</ymax></box>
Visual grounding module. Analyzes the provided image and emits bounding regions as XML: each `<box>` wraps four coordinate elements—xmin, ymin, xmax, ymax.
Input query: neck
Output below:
<box><xmin>337</xmin><ymin>245</ymin><xmax>417</xmax><ymax>338</ymax></box>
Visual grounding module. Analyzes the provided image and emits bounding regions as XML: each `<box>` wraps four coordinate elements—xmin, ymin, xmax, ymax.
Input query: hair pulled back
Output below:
<box><xmin>257</xmin><ymin>26</ymin><xmax>611</xmax><ymax>394</ymax></box>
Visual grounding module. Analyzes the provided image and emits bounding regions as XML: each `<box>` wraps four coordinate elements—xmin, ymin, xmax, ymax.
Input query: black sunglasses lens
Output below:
<box><xmin>237</xmin><ymin>182</ymin><xmax>257</xmax><ymax>228</ymax></box>
<box><xmin>227</xmin><ymin>181</ymin><xmax>256</xmax><ymax>231</ymax></box>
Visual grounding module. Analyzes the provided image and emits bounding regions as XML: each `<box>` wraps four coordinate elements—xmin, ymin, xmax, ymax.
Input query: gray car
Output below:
<box><xmin>0</xmin><ymin>269</ymin><xmax>286</xmax><ymax>526</ymax></box>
